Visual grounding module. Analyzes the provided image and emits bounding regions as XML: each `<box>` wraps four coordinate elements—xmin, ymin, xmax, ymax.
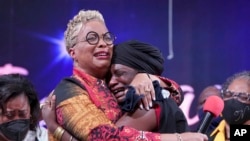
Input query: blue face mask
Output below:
<box><xmin>0</xmin><ymin>119</ymin><xmax>30</xmax><ymax>141</ymax></box>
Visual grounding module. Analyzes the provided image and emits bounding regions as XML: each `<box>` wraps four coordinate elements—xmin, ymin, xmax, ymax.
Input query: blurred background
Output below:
<box><xmin>1</xmin><ymin>0</ymin><xmax>250</xmax><ymax>130</ymax></box>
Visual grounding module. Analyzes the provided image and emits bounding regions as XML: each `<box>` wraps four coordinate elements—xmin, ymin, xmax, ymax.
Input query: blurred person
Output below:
<box><xmin>197</xmin><ymin>85</ymin><xmax>223</xmax><ymax>135</ymax></box>
<box><xmin>0</xmin><ymin>73</ymin><xmax>48</xmax><ymax>141</ymax></box>
<box><xmin>209</xmin><ymin>71</ymin><xmax>250</xmax><ymax>141</ymax></box>
<box><xmin>197</xmin><ymin>85</ymin><xmax>221</xmax><ymax>110</ymax></box>
<box><xmin>42</xmin><ymin>9</ymin><xmax>208</xmax><ymax>141</ymax></box>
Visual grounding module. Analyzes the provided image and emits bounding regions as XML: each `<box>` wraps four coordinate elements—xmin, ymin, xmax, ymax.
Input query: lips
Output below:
<box><xmin>112</xmin><ymin>87</ymin><xmax>125</xmax><ymax>99</ymax></box>
<box><xmin>112</xmin><ymin>87</ymin><xmax>125</xmax><ymax>95</ymax></box>
<box><xmin>94</xmin><ymin>51</ymin><xmax>110</xmax><ymax>59</ymax></box>
<box><xmin>94</xmin><ymin>52</ymin><xmax>108</xmax><ymax>57</ymax></box>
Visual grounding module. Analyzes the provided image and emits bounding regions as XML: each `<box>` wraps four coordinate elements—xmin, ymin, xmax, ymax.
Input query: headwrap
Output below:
<box><xmin>112</xmin><ymin>40</ymin><xmax>164</xmax><ymax>75</ymax></box>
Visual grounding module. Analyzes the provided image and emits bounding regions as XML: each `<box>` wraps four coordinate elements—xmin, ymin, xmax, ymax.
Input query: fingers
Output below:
<box><xmin>40</xmin><ymin>92</ymin><xmax>56</xmax><ymax>110</ymax></box>
<box><xmin>138</xmin><ymin>86</ymin><xmax>154</xmax><ymax>111</ymax></box>
<box><xmin>148</xmin><ymin>82</ymin><xmax>155</xmax><ymax>101</ymax></box>
<box><xmin>40</xmin><ymin>100</ymin><xmax>51</xmax><ymax>110</ymax></box>
<box><xmin>143</xmin><ymin>83</ymin><xmax>155</xmax><ymax>110</ymax></box>
<box><xmin>136</xmin><ymin>87</ymin><xmax>148</xmax><ymax>110</ymax></box>
<box><xmin>144</xmin><ymin>89</ymin><xmax>153</xmax><ymax>107</ymax></box>
<box><xmin>130</xmin><ymin>73</ymin><xmax>156</xmax><ymax>110</ymax></box>
<box><xmin>141</xmin><ymin>96</ymin><xmax>149</xmax><ymax>110</ymax></box>
<box><xmin>50</xmin><ymin>95</ymin><xmax>56</xmax><ymax>110</ymax></box>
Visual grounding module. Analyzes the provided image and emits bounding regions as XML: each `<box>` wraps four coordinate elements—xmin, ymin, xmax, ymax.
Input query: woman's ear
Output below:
<box><xmin>68</xmin><ymin>48</ymin><xmax>75</xmax><ymax>58</ymax></box>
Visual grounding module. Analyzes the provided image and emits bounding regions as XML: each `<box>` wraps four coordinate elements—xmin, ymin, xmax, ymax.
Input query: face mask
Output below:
<box><xmin>0</xmin><ymin>119</ymin><xmax>30</xmax><ymax>141</ymax></box>
<box><xmin>222</xmin><ymin>99</ymin><xmax>250</xmax><ymax>125</ymax></box>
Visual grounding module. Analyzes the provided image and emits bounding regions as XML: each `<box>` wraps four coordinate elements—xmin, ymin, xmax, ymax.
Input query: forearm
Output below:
<box><xmin>115</xmin><ymin>108</ymin><xmax>157</xmax><ymax>131</ymax></box>
<box><xmin>160</xmin><ymin>132</ymin><xmax>208</xmax><ymax>141</ymax></box>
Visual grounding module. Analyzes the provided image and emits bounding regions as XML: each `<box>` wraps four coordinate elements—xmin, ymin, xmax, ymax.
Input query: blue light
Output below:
<box><xmin>30</xmin><ymin>31</ymin><xmax>71</xmax><ymax>64</ymax></box>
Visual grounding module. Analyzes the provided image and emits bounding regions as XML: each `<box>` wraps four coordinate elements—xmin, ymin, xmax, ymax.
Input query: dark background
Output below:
<box><xmin>1</xmin><ymin>0</ymin><xmax>250</xmax><ymax>130</ymax></box>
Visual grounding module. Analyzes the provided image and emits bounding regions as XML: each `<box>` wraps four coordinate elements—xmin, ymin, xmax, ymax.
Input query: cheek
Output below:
<box><xmin>120</xmin><ymin>76</ymin><xmax>134</xmax><ymax>85</ymax></box>
<box><xmin>126</xmin><ymin>72</ymin><xmax>138</xmax><ymax>84</ymax></box>
<box><xmin>76</xmin><ymin>44</ymin><xmax>94</xmax><ymax>54</ymax></box>
<box><xmin>26</xmin><ymin>105</ymin><xmax>31</xmax><ymax>116</ymax></box>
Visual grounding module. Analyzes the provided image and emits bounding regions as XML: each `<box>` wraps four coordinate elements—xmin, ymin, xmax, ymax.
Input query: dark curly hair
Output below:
<box><xmin>221</xmin><ymin>71</ymin><xmax>250</xmax><ymax>95</ymax></box>
<box><xmin>0</xmin><ymin>73</ymin><xmax>40</xmax><ymax>131</ymax></box>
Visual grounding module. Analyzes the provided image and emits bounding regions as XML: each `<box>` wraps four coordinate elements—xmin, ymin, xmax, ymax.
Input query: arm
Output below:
<box><xmin>46</xmin><ymin>77</ymin><xmax>161</xmax><ymax>141</ymax></box>
<box><xmin>42</xmin><ymin>94</ymin><xmax>208</xmax><ymax>141</ymax></box>
<box><xmin>43</xmin><ymin>94</ymin><xmax>156</xmax><ymax>140</ymax></box>
<box><xmin>161</xmin><ymin>133</ymin><xmax>208</xmax><ymax>141</ymax></box>
<box><xmin>129</xmin><ymin>73</ymin><xmax>155</xmax><ymax>110</ymax></box>
<box><xmin>130</xmin><ymin>73</ymin><xmax>174</xmax><ymax>109</ymax></box>
<box><xmin>127</xmin><ymin>74</ymin><xmax>188</xmax><ymax>133</ymax></box>
<box><xmin>42</xmin><ymin>94</ymin><xmax>79</xmax><ymax>141</ymax></box>
<box><xmin>115</xmin><ymin>108</ymin><xmax>157</xmax><ymax>131</ymax></box>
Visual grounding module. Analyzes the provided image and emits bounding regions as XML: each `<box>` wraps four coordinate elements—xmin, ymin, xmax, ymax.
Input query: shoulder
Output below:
<box><xmin>53</xmin><ymin>77</ymin><xmax>87</xmax><ymax>104</ymax></box>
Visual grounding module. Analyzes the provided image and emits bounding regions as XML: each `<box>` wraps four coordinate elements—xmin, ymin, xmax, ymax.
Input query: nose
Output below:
<box><xmin>12</xmin><ymin>115</ymin><xmax>21</xmax><ymax>120</ymax></box>
<box><xmin>108</xmin><ymin>76</ymin><xmax>118</xmax><ymax>89</ymax></box>
<box><xmin>97</xmin><ymin>37</ymin><xmax>108</xmax><ymax>48</ymax></box>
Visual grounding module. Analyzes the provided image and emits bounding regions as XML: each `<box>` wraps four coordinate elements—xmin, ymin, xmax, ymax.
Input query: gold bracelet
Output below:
<box><xmin>175</xmin><ymin>133</ymin><xmax>183</xmax><ymax>141</ymax></box>
<box><xmin>69</xmin><ymin>136</ymin><xmax>73</xmax><ymax>141</ymax></box>
<box><xmin>53</xmin><ymin>126</ymin><xmax>65</xmax><ymax>141</ymax></box>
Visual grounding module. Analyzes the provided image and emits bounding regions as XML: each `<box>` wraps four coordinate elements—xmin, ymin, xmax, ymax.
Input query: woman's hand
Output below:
<box><xmin>129</xmin><ymin>73</ymin><xmax>155</xmax><ymax>110</ymax></box>
<box><xmin>180</xmin><ymin>132</ymin><xmax>208</xmax><ymax>141</ymax></box>
<box><xmin>41</xmin><ymin>93</ymin><xmax>58</xmax><ymax>133</ymax></box>
<box><xmin>161</xmin><ymin>132</ymin><xmax>208</xmax><ymax>141</ymax></box>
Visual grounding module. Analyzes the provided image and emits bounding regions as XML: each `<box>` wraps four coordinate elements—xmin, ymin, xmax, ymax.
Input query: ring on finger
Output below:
<box><xmin>145</xmin><ymin>89</ymin><xmax>151</xmax><ymax>92</ymax></box>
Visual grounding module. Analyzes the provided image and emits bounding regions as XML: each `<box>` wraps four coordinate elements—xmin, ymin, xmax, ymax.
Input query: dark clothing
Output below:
<box><xmin>120</xmin><ymin>80</ymin><xmax>189</xmax><ymax>133</ymax></box>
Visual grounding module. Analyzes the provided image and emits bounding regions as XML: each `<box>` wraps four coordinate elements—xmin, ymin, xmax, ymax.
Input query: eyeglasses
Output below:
<box><xmin>76</xmin><ymin>31</ymin><xmax>116</xmax><ymax>46</ymax></box>
<box><xmin>221</xmin><ymin>90</ymin><xmax>250</xmax><ymax>102</ymax></box>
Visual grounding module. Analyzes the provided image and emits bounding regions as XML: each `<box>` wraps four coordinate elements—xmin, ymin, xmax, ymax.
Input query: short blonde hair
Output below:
<box><xmin>64</xmin><ymin>10</ymin><xmax>105</xmax><ymax>53</ymax></box>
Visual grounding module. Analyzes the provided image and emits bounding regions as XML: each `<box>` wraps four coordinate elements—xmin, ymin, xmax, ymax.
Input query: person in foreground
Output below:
<box><xmin>209</xmin><ymin>71</ymin><xmax>250</xmax><ymax>141</ymax></box>
<box><xmin>0</xmin><ymin>73</ymin><xmax>47</xmax><ymax>141</ymax></box>
<box><xmin>42</xmin><ymin>9</ymin><xmax>208</xmax><ymax>141</ymax></box>
<box><xmin>43</xmin><ymin>39</ymin><xmax>189</xmax><ymax>135</ymax></box>
<box><xmin>109</xmin><ymin>40</ymin><xmax>189</xmax><ymax>133</ymax></box>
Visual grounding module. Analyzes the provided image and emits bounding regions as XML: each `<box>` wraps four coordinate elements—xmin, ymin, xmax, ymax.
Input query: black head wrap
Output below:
<box><xmin>112</xmin><ymin>40</ymin><xmax>164</xmax><ymax>75</ymax></box>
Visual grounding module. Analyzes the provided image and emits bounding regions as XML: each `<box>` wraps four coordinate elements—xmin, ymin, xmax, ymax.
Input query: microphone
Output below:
<box><xmin>197</xmin><ymin>95</ymin><xmax>224</xmax><ymax>133</ymax></box>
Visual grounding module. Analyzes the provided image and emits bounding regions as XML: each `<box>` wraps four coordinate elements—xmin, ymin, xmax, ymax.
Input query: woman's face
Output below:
<box><xmin>69</xmin><ymin>20</ymin><xmax>113</xmax><ymax>78</ymax></box>
<box><xmin>0</xmin><ymin>93</ymin><xmax>30</xmax><ymax>123</ymax></box>
<box><xmin>225</xmin><ymin>77</ymin><xmax>250</xmax><ymax>104</ymax></box>
<box><xmin>222</xmin><ymin>77</ymin><xmax>250</xmax><ymax>125</ymax></box>
<box><xmin>109</xmin><ymin>64</ymin><xmax>138</xmax><ymax>103</ymax></box>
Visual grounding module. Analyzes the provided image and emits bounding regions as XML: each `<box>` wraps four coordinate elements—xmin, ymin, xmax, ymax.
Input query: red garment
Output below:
<box><xmin>50</xmin><ymin>68</ymin><xmax>161</xmax><ymax>141</ymax></box>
